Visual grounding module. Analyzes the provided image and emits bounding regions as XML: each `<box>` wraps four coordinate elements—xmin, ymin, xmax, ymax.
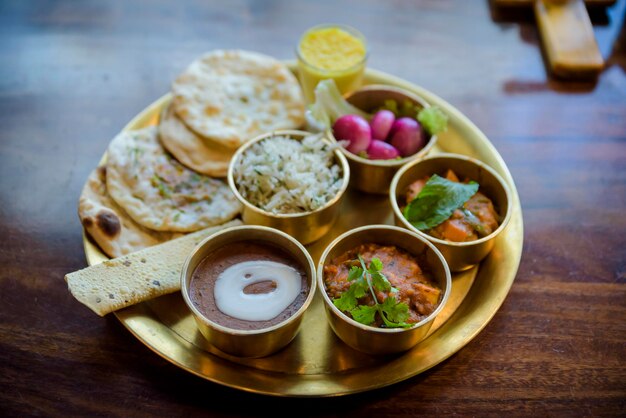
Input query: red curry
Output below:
<box><xmin>406</xmin><ymin>169</ymin><xmax>499</xmax><ymax>242</ymax></box>
<box><xmin>323</xmin><ymin>243</ymin><xmax>441</xmax><ymax>326</ymax></box>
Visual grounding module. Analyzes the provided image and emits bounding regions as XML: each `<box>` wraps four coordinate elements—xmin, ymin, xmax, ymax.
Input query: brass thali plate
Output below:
<box><xmin>83</xmin><ymin>66</ymin><xmax>524</xmax><ymax>397</ymax></box>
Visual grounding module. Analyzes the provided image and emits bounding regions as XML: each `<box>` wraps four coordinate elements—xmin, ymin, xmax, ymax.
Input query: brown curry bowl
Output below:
<box><xmin>327</xmin><ymin>85</ymin><xmax>438</xmax><ymax>194</ymax></box>
<box><xmin>389</xmin><ymin>153</ymin><xmax>513</xmax><ymax>272</ymax></box>
<box><xmin>180</xmin><ymin>225</ymin><xmax>316</xmax><ymax>358</ymax></box>
<box><xmin>227</xmin><ymin>130</ymin><xmax>350</xmax><ymax>245</ymax></box>
<box><xmin>317</xmin><ymin>225</ymin><xmax>451</xmax><ymax>355</ymax></box>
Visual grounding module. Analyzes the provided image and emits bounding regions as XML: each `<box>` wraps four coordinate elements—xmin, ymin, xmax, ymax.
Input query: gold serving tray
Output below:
<box><xmin>83</xmin><ymin>67</ymin><xmax>523</xmax><ymax>397</ymax></box>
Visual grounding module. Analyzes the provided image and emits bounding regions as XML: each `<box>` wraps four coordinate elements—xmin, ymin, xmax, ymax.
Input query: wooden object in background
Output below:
<box><xmin>535</xmin><ymin>0</ymin><xmax>604</xmax><ymax>78</ymax></box>
<box><xmin>494</xmin><ymin>0</ymin><xmax>611</xmax><ymax>78</ymax></box>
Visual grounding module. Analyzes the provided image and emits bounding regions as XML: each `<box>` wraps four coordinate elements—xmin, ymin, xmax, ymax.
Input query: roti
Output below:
<box><xmin>79</xmin><ymin>166</ymin><xmax>182</xmax><ymax>258</ymax></box>
<box><xmin>105</xmin><ymin>127</ymin><xmax>241</xmax><ymax>232</ymax></box>
<box><xmin>171</xmin><ymin>50</ymin><xmax>305</xmax><ymax>148</ymax></box>
<box><xmin>158</xmin><ymin>103</ymin><xmax>234</xmax><ymax>177</ymax></box>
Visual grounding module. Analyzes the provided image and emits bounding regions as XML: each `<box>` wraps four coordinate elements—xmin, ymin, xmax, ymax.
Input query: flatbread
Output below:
<box><xmin>79</xmin><ymin>166</ymin><xmax>182</xmax><ymax>258</ymax></box>
<box><xmin>106</xmin><ymin>127</ymin><xmax>241</xmax><ymax>232</ymax></box>
<box><xmin>66</xmin><ymin>219</ymin><xmax>242</xmax><ymax>316</ymax></box>
<box><xmin>171</xmin><ymin>50</ymin><xmax>305</xmax><ymax>148</ymax></box>
<box><xmin>158</xmin><ymin>103</ymin><xmax>234</xmax><ymax>178</ymax></box>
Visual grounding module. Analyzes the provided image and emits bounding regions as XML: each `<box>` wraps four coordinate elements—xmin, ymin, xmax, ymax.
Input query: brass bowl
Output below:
<box><xmin>327</xmin><ymin>85</ymin><xmax>438</xmax><ymax>194</ymax></box>
<box><xmin>317</xmin><ymin>225</ymin><xmax>451</xmax><ymax>355</ymax></box>
<box><xmin>390</xmin><ymin>153</ymin><xmax>513</xmax><ymax>272</ymax></box>
<box><xmin>180</xmin><ymin>225</ymin><xmax>316</xmax><ymax>358</ymax></box>
<box><xmin>227</xmin><ymin>130</ymin><xmax>350</xmax><ymax>245</ymax></box>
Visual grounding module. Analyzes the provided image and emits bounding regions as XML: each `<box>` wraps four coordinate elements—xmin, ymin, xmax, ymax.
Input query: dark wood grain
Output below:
<box><xmin>1</xmin><ymin>0</ymin><xmax>625</xmax><ymax>416</ymax></box>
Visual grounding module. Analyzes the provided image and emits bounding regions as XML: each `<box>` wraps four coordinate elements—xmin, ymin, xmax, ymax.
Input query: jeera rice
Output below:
<box><xmin>233</xmin><ymin>134</ymin><xmax>343</xmax><ymax>214</ymax></box>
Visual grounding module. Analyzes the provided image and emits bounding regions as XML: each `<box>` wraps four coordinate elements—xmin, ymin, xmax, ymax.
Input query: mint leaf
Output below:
<box><xmin>350</xmin><ymin>304</ymin><xmax>378</xmax><ymax>325</ymax></box>
<box><xmin>403</xmin><ymin>174</ymin><xmax>478</xmax><ymax>230</ymax></box>
<box><xmin>417</xmin><ymin>106</ymin><xmax>448</xmax><ymax>136</ymax></box>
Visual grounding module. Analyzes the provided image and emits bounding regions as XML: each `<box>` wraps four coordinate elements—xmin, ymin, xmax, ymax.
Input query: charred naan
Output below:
<box><xmin>78</xmin><ymin>166</ymin><xmax>182</xmax><ymax>258</ymax></box>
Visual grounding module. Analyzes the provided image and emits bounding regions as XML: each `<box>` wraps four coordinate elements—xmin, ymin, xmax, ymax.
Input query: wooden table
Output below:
<box><xmin>1</xmin><ymin>0</ymin><xmax>624</xmax><ymax>415</ymax></box>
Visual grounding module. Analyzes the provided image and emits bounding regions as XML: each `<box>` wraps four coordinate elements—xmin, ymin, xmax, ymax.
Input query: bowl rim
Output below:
<box><xmin>316</xmin><ymin>224</ymin><xmax>452</xmax><ymax>334</ymax></box>
<box><xmin>227</xmin><ymin>129</ymin><xmax>350</xmax><ymax>219</ymax></box>
<box><xmin>389</xmin><ymin>152</ymin><xmax>513</xmax><ymax>248</ymax></box>
<box><xmin>180</xmin><ymin>224</ymin><xmax>317</xmax><ymax>336</ymax></box>
<box><xmin>328</xmin><ymin>84</ymin><xmax>439</xmax><ymax>168</ymax></box>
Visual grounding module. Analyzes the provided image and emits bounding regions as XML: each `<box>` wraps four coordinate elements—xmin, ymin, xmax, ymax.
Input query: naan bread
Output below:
<box><xmin>66</xmin><ymin>219</ymin><xmax>242</xmax><ymax>316</ymax></box>
<box><xmin>106</xmin><ymin>127</ymin><xmax>241</xmax><ymax>232</ymax></box>
<box><xmin>79</xmin><ymin>166</ymin><xmax>182</xmax><ymax>258</ymax></box>
<box><xmin>171</xmin><ymin>50</ymin><xmax>305</xmax><ymax>148</ymax></box>
<box><xmin>158</xmin><ymin>103</ymin><xmax>234</xmax><ymax>177</ymax></box>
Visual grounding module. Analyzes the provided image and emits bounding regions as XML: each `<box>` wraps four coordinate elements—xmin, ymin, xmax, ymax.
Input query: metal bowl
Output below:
<box><xmin>389</xmin><ymin>153</ymin><xmax>513</xmax><ymax>272</ymax></box>
<box><xmin>327</xmin><ymin>85</ymin><xmax>438</xmax><ymax>194</ymax></box>
<box><xmin>180</xmin><ymin>225</ymin><xmax>316</xmax><ymax>358</ymax></box>
<box><xmin>227</xmin><ymin>130</ymin><xmax>350</xmax><ymax>245</ymax></box>
<box><xmin>317</xmin><ymin>225</ymin><xmax>451</xmax><ymax>355</ymax></box>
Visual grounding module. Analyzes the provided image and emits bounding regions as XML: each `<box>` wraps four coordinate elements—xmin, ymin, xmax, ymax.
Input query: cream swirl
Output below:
<box><xmin>213</xmin><ymin>260</ymin><xmax>301</xmax><ymax>321</ymax></box>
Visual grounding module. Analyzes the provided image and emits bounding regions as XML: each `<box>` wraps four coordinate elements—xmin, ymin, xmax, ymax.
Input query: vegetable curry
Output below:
<box><xmin>405</xmin><ymin>169</ymin><xmax>499</xmax><ymax>242</ymax></box>
<box><xmin>324</xmin><ymin>243</ymin><xmax>442</xmax><ymax>327</ymax></box>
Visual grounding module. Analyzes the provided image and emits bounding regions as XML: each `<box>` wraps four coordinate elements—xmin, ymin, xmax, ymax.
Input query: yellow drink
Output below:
<box><xmin>297</xmin><ymin>25</ymin><xmax>368</xmax><ymax>102</ymax></box>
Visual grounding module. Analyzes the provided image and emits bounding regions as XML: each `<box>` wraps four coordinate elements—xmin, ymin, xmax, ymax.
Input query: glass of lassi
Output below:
<box><xmin>296</xmin><ymin>24</ymin><xmax>368</xmax><ymax>102</ymax></box>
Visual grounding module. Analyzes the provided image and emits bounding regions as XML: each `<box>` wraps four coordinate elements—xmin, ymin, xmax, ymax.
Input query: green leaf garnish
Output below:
<box><xmin>379</xmin><ymin>99</ymin><xmax>422</xmax><ymax>119</ymax></box>
<box><xmin>417</xmin><ymin>106</ymin><xmax>448</xmax><ymax>136</ymax></box>
<box><xmin>403</xmin><ymin>174</ymin><xmax>478</xmax><ymax>230</ymax></box>
<box><xmin>332</xmin><ymin>256</ymin><xmax>412</xmax><ymax>329</ymax></box>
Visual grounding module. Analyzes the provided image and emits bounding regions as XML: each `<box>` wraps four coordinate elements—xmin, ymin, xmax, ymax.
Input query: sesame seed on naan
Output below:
<box><xmin>158</xmin><ymin>103</ymin><xmax>234</xmax><ymax>178</ymax></box>
<box><xmin>105</xmin><ymin>127</ymin><xmax>241</xmax><ymax>233</ymax></box>
<box><xmin>171</xmin><ymin>50</ymin><xmax>305</xmax><ymax>148</ymax></box>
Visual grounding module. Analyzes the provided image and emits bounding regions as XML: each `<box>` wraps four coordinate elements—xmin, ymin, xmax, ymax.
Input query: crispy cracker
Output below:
<box><xmin>66</xmin><ymin>219</ymin><xmax>242</xmax><ymax>316</ymax></box>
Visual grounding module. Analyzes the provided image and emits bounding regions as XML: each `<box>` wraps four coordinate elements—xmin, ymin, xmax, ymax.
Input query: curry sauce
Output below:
<box><xmin>323</xmin><ymin>243</ymin><xmax>441</xmax><ymax>326</ymax></box>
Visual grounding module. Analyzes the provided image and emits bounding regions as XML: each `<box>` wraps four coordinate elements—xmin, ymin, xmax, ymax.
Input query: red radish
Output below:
<box><xmin>370</xmin><ymin>110</ymin><xmax>395</xmax><ymax>140</ymax></box>
<box><xmin>366</xmin><ymin>139</ymin><xmax>400</xmax><ymax>160</ymax></box>
<box><xmin>389</xmin><ymin>117</ymin><xmax>426</xmax><ymax>157</ymax></box>
<box><xmin>332</xmin><ymin>114</ymin><xmax>372</xmax><ymax>154</ymax></box>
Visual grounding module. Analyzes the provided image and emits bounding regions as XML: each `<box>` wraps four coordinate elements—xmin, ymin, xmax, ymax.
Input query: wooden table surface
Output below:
<box><xmin>1</xmin><ymin>0</ymin><xmax>625</xmax><ymax>416</ymax></box>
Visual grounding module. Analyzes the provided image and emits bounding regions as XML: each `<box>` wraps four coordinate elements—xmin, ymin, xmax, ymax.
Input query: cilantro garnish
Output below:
<box><xmin>332</xmin><ymin>256</ymin><xmax>412</xmax><ymax>329</ymax></box>
<box><xmin>403</xmin><ymin>174</ymin><xmax>478</xmax><ymax>230</ymax></box>
<box><xmin>151</xmin><ymin>174</ymin><xmax>171</xmax><ymax>198</ymax></box>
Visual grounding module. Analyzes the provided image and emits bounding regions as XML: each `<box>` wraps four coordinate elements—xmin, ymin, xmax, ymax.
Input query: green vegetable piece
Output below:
<box><xmin>305</xmin><ymin>79</ymin><xmax>369</xmax><ymax>131</ymax></box>
<box><xmin>403</xmin><ymin>174</ymin><xmax>478</xmax><ymax>230</ymax></box>
<box><xmin>417</xmin><ymin>106</ymin><xmax>448</xmax><ymax>136</ymax></box>
<box><xmin>461</xmin><ymin>208</ymin><xmax>488</xmax><ymax>237</ymax></box>
<box><xmin>379</xmin><ymin>99</ymin><xmax>422</xmax><ymax>119</ymax></box>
